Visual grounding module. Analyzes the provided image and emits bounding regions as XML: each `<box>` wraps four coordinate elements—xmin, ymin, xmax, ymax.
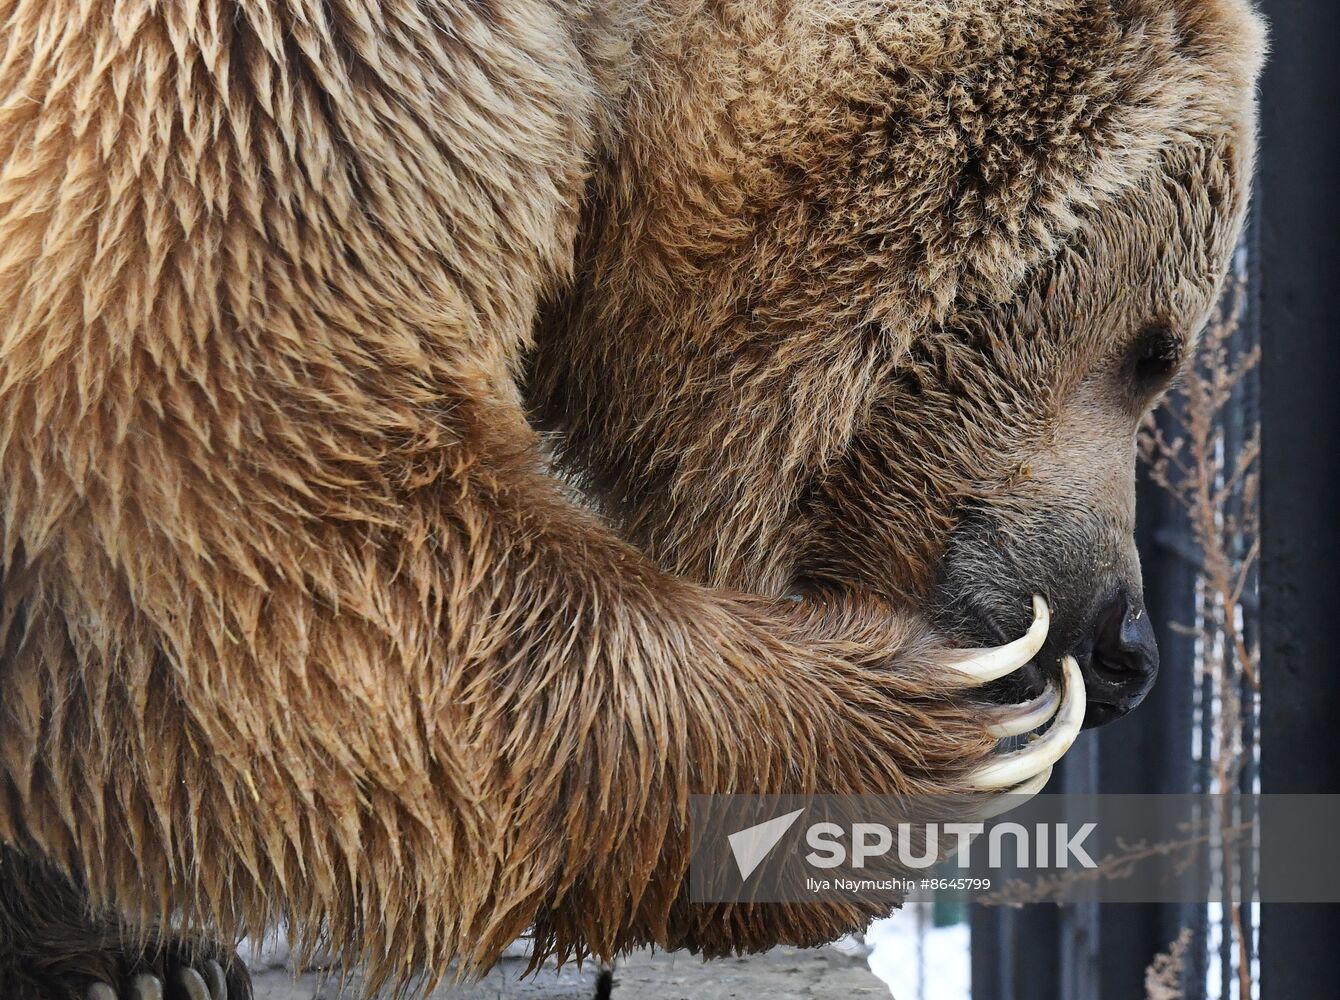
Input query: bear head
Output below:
<box><xmin>532</xmin><ymin>0</ymin><xmax>1266</xmax><ymax>727</ymax></box>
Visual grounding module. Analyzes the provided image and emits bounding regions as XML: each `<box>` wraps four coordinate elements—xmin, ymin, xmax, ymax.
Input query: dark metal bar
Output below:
<box><xmin>1256</xmin><ymin>2</ymin><xmax>1340</xmax><ymax>997</ymax></box>
<box><xmin>970</xmin><ymin>765</ymin><xmax>1071</xmax><ymax>1000</ymax></box>
<box><xmin>970</xmin><ymin>902</ymin><xmax>1063</xmax><ymax>1000</ymax></box>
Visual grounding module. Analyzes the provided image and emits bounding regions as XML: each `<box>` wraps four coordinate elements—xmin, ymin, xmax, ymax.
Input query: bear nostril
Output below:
<box><xmin>1079</xmin><ymin>592</ymin><xmax>1160</xmax><ymax>728</ymax></box>
<box><xmin>1090</xmin><ymin>593</ymin><xmax>1160</xmax><ymax>681</ymax></box>
<box><xmin>1116</xmin><ymin>609</ymin><xmax>1160</xmax><ymax>674</ymax></box>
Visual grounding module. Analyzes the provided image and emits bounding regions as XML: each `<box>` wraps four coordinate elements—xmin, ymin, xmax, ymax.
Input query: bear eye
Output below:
<box><xmin>1124</xmin><ymin>324</ymin><xmax>1183</xmax><ymax>398</ymax></box>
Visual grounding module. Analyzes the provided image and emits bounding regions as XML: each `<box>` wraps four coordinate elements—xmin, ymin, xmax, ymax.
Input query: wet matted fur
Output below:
<box><xmin>0</xmin><ymin>0</ymin><xmax>1263</xmax><ymax>995</ymax></box>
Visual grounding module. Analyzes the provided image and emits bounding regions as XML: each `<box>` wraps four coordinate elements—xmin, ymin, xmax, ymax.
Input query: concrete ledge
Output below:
<box><xmin>250</xmin><ymin>946</ymin><xmax>888</xmax><ymax>999</ymax></box>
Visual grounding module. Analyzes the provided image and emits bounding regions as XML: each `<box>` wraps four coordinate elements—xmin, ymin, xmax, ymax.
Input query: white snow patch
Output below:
<box><xmin>866</xmin><ymin>908</ymin><xmax>971</xmax><ymax>1000</ymax></box>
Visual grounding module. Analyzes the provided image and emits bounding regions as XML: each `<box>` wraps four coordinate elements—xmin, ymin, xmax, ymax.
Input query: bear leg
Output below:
<box><xmin>0</xmin><ymin>847</ymin><xmax>251</xmax><ymax>1000</ymax></box>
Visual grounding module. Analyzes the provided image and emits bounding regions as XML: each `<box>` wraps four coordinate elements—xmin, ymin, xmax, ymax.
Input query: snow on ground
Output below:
<box><xmin>866</xmin><ymin>908</ymin><xmax>971</xmax><ymax>1000</ymax></box>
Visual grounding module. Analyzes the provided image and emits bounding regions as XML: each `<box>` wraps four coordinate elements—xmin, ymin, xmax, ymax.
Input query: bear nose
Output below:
<box><xmin>1078</xmin><ymin>590</ymin><xmax>1160</xmax><ymax>727</ymax></box>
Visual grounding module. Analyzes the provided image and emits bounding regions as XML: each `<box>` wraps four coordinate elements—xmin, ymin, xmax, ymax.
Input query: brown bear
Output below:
<box><xmin>0</xmin><ymin>0</ymin><xmax>1263</xmax><ymax>997</ymax></box>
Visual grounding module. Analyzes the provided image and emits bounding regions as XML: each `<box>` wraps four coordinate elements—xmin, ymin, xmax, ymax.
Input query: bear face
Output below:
<box><xmin>532</xmin><ymin>0</ymin><xmax>1263</xmax><ymax>725</ymax></box>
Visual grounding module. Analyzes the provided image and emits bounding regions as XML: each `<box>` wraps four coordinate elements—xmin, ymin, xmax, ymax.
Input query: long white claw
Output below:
<box><xmin>203</xmin><ymin>960</ymin><xmax>229</xmax><ymax>1000</ymax></box>
<box><xmin>175</xmin><ymin>968</ymin><xmax>211</xmax><ymax>1000</ymax></box>
<box><xmin>969</xmin><ymin>655</ymin><xmax>1085</xmax><ymax>790</ymax></box>
<box><xmin>947</xmin><ymin>595</ymin><xmax>1050</xmax><ymax>685</ymax></box>
<box><xmin>975</xmin><ymin>764</ymin><xmax>1055</xmax><ymax>820</ymax></box>
<box><xmin>985</xmin><ymin>681</ymin><xmax>1061</xmax><ymax>738</ymax></box>
<box><xmin>130</xmin><ymin>974</ymin><xmax>164</xmax><ymax>1000</ymax></box>
<box><xmin>85</xmin><ymin>985</ymin><xmax>117</xmax><ymax>1000</ymax></box>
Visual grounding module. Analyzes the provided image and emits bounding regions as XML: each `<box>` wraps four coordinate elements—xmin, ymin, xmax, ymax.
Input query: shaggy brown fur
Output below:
<box><xmin>0</xmin><ymin>0</ymin><xmax>1262</xmax><ymax>996</ymax></box>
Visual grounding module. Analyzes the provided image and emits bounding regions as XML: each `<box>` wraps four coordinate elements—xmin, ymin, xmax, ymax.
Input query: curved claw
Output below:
<box><xmin>985</xmin><ymin>681</ymin><xmax>1061</xmax><ymax>738</ymax></box>
<box><xmin>203</xmin><ymin>960</ymin><xmax>229</xmax><ymax>1000</ymax></box>
<box><xmin>947</xmin><ymin>595</ymin><xmax>1050</xmax><ymax>685</ymax></box>
<box><xmin>1004</xmin><ymin>761</ymin><xmax>1056</xmax><ymax>800</ymax></box>
<box><xmin>85</xmin><ymin>986</ymin><xmax>117</xmax><ymax>1000</ymax></box>
<box><xmin>175</xmin><ymin>968</ymin><xmax>212</xmax><ymax>1000</ymax></box>
<box><xmin>969</xmin><ymin>655</ymin><xmax>1085</xmax><ymax>789</ymax></box>
<box><xmin>130</xmin><ymin>974</ymin><xmax>164</xmax><ymax>1000</ymax></box>
<box><xmin>974</xmin><ymin>764</ymin><xmax>1056</xmax><ymax>820</ymax></box>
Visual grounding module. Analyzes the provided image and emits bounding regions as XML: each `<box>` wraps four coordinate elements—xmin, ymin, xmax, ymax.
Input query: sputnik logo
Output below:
<box><xmin>727</xmin><ymin>808</ymin><xmax>806</xmax><ymax>880</ymax></box>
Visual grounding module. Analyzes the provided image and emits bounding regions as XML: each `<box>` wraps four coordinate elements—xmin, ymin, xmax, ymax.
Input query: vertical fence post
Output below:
<box><xmin>1257</xmin><ymin>1</ymin><xmax>1340</xmax><ymax>996</ymax></box>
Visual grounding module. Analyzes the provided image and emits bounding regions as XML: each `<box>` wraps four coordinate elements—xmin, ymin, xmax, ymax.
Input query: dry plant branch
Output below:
<box><xmin>1138</xmin><ymin>275</ymin><xmax>1260</xmax><ymax>1000</ymax></box>
<box><xmin>976</xmin><ymin>820</ymin><xmax>1254</xmax><ymax>908</ymax></box>
<box><xmin>1145</xmin><ymin>928</ymin><xmax>1195</xmax><ymax>1000</ymax></box>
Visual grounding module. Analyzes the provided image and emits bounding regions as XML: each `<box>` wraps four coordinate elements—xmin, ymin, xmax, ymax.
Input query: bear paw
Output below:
<box><xmin>82</xmin><ymin>954</ymin><xmax>249</xmax><ymax>1000</ymax></box>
